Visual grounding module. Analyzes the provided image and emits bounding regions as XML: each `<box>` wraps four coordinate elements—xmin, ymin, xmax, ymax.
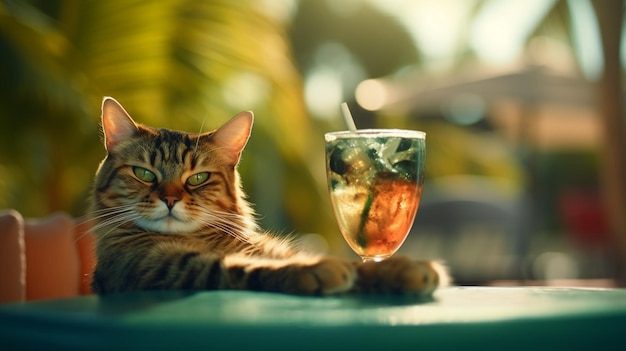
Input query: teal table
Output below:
<box><xmin>1</xmin><ymin>287</ymin><xmax>625</xmax><ymax>350</ymax></box>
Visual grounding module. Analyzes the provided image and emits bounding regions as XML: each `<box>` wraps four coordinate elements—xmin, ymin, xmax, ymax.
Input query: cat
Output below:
<box><xmin>89</xmin><ymin>97</ymin><xmax>449</xmax><ymax>296</ymax></box>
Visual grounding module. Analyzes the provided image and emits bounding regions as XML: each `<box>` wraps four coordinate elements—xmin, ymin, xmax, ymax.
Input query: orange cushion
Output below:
<box><xmin>24</xmin><ymin>212</ymin><xmax>80</xmax><ymax>300</ymax></box>
<box><xmin>0</xmin><ymin>210</ymin><xmax>26</xmax><ymax>303</ymax></box>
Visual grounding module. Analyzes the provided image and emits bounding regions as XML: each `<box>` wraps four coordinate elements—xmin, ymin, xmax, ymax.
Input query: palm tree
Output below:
<box><xmin>0</xmin><ymin>0</ymin><xmax>330</xmax><ymax>237</ymax></box>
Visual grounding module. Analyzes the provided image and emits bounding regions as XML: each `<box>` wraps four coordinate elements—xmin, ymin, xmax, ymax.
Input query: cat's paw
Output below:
<box><xmin>355</xmin><ymin>256</ymin><xmax>449</xmax><ymax>296</ymax></box>
<box><xmin>287</xmin><ymin>257</ymin><xmax>357</xmax><ymax>295</ymax></box>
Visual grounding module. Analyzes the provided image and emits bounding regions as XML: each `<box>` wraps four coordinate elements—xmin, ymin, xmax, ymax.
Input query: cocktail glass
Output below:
<box><xmin>325</xmin><ymin>129</ymin><xmax>425</xmax><ymax>262</ymax></box>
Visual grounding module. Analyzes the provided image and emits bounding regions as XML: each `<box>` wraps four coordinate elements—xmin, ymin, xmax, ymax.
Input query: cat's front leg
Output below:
<box><xmin>219</xmin><ymin>255</ymin><xmax>448</xmax><ymax>296</ymax></box>
<box><xmin>221</xmin><ymin>255</ymin><xmax>357</xmax><ymax>295</ymax></box>
<box><xmin>352</xmin><ymin>256</ymin><xmax>449</xmax><ymax>296</ymax></box>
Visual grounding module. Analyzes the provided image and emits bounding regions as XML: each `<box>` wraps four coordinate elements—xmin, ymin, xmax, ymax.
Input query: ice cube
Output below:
<box><xmin>331</xmin><ymin>184</ymin><xmax>370</xmax><ymax>238</ymax></box>
<box><xmin>328</xmin><ymin>142</ymin><xmax>378</xmax><ymax>185</ymax></box>
<box><xmin>378</xmin><ymin>137</ymin><xmax>401</xmax><ymax>168</ymax></box>
<box><xmin>360</xmin><ymin>138</ymin><xmax>392</xmax><ymax>174</ymax></box>
<box><xmin>389</xmin><ymin>147</ymin><xmax>420</xmax><ymax>182</ymax></box>
<box><xmin>395</xmin><ymin>137</ymin><xmax>414</xmax><ymax>152</ymax></box>
<box><xmin>329</xmin><ymin>146</ymin><xmax>349</xmax><ymax>176</ymax></box>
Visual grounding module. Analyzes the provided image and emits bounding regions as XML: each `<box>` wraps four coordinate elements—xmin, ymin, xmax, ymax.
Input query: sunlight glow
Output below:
<box><xmin>367</xmin><ymin>0</ymin><xmax>474</xmax><ymax>72</ymax></box>
<box><xmin>256</xmin><ymin>0</ymin><xmax>297</xmax><ymax>24</ymax></box>
<box><xmin>222</xmin><ymin>72</ymin><xmax>269</xmax><ymax>110</ymax></box>
<box><xmin>567</xmin><ymin>0</ymin><xmax>603</xmax><ymax>80</ymax></box>
<box><xmin>442</xmin><ymin>93</ymin><xmax>486</xmax><ymax>126</ymax></box>
<box><xmin>355</xmin><ymin>79</ymin><xmax>388</xmax><ymax>111</ymax></box>
<box><xmin>304</xmin><ymin>42</ymin><xmax>367</xmax><ymax>119</ymax></box>
<box><xmin>470</xmin><ymin>0</ymin><xmax>557</xmax><ymax>64</ymax></box>
<box><xmin>304</xmin><ymin>68</ymin><xmax>343</xmax><ymax>119</ymax></box>
<box><xmin>403</xmin><ymin>0</ymin><xmax>473</xmax><ymax>69</ymax></box>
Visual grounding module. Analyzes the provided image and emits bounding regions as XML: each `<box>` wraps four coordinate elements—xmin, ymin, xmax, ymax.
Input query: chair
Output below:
<box><xmin>0</xmin><ymin>210</ymin><xmax>96</xmax><ymax>303</ymax></box>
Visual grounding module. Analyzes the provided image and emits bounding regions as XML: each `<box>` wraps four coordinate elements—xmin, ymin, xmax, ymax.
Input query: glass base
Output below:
<box><xmin>361</xmin><ymin>255</ymin><xmax>390</xmax><ymax>263</ymax></box>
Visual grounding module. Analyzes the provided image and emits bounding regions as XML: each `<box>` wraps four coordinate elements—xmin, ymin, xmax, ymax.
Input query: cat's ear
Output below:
<box><xmin>101</xmin><ymin>97</ymin><xmax>139</xmax><ymax>152</ymax></box>
<box><xmin>211</xmin><ymin>111</ymin><xmax>253</xmax><ymax>165</ymax></box>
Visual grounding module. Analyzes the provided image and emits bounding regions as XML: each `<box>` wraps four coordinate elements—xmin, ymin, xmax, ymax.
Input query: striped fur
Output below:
<box><xmin>89</xmin><ymin>97</ymin><xmax>449</xmax><ymax>296</ymax></box>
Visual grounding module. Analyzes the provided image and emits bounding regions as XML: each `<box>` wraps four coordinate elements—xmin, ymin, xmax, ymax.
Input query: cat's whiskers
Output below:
<box><xmin>88</xmin><ymin>204</ymin><xmax>136</xmax><ymax>216</ymax></box>
<box><xmin>194</xmin><ymin>208</ymin><xmax>255</xmax><ymax>244</ymax></box>
<box><xmin>74</xmin><ymin>205</ymin><xmax>138</xmax><ymax>241</ymax></box>
<box><xmin>93</xmin><ymin>212</ymin><xmax>135</xmax><ymax>228</ymax></box>
<box><xmin>87</xmin><ymin>208</ymin><xmax>136</xmax><ymax>226</ymax></box>
<box><xmin>193</xmin><ymin>116</ymin><xmax>208</xmax><ymax>155</ymax></box>
<box><xmin>84</xmin><ymin>205</ymin><xmax>144</xmax><ymax>239</ymax></box>
<box><xmin>198</xmin><ymin>217</ymin><xmax>250</xmax><ymax>244</ymax></box>
<box><xmin>96</xmin><ymin>213</ymin><xmax>145</xmax><ymax>240</ymax></box>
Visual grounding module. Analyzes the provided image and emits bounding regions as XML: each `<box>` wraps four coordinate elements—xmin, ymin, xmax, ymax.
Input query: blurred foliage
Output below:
<box><xmin>0</xmin><ymin>0</ymin><xmax>333</xmax><ymax>237</ymax></box>
<box><xmin>290</xmin><ymin>0</ymin><xmax>421</xmax><ymax>78</ymax></box>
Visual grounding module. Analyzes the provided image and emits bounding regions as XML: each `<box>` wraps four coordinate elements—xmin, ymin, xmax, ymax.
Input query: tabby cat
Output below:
<box><xmin>89</xmin><ymin>97</ymin><xmax>449</xmax><ymax>296</ymax></box>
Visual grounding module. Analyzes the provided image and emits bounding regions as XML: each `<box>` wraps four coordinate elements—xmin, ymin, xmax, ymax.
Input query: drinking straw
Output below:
<box><xmin>339</xmin><ymin>102</ymin><xmax>371</xmax><ymax>250</ymax></box>
<box><xmin>340</xmin><ymin>102</ymin><xmax>357</xmax><ymax>132</ymax></box>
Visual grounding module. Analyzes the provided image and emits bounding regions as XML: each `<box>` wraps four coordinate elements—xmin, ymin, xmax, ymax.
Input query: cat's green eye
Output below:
<box><xmin>186</xmin><ymin>172</ymin><xmax>210</xmax><ymax>186</ymax></box>
<box><xmin>133</xmin><ymin>167</ymin><xmax>156</xmax><ymax>183</ymax></box>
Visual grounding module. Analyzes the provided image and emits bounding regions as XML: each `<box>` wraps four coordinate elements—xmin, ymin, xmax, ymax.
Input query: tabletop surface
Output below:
<box><xmin>1</xmin><ymin>286</ymin><xmax>625</xmax><ymax>350</ymax></box>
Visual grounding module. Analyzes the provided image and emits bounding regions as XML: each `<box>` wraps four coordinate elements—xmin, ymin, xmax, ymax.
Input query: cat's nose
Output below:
<box><xmin>159</xmin><ymin>183</ymin><xmax>182</xmax><ymax>209</ymax></box>
<box><xmin>161</xmin><ymin>196</ymin><xmax>179</xmax><ymax>209</ymax></box>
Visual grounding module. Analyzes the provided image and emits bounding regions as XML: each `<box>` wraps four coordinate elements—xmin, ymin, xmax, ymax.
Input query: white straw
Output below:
<box><xmin>340</xmin><ymin>102</ymin><xmax>357</xmax><ymax>132</ymax></box>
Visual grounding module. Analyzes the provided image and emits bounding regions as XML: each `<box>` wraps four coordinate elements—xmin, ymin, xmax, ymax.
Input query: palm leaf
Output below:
<box><xmin>0</xmin><ymin>0</ymin><xmax>320</xmax><ymax>233</ymax></box>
